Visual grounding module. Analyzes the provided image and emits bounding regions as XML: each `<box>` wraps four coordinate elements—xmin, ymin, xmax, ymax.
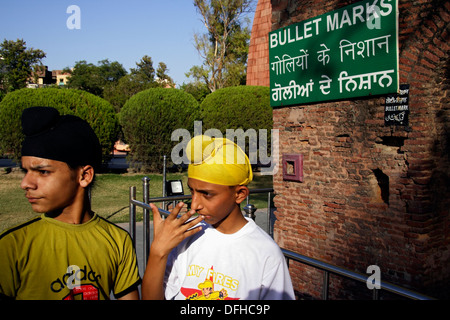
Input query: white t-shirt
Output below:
<box><xmin>164</xmin><ymin>217</ymin><xmax>295</xmax><ymax>300</ymax></box>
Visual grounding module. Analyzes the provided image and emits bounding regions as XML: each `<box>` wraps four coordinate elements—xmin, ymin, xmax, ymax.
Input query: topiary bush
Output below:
<box><xmin>0</xmin><ymin>88</ymin><xmax>120</xmax><ymax>164</ymax></box>
<box><xmin>199</xmin><ymin>85</ymin><xmax>272</xmax><ymax>162</ymax></box>
<box><xmin>120</xmin><ymin>88</ymin><xmax>200</xmax><ymax>172</ymax></box>
<box><xmin>200</xmin><ymin>85</ymin><xmax>272</xmax><ymax>132</ymax></box>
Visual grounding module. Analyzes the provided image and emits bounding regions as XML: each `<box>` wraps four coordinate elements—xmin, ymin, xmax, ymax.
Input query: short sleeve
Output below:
<box><xmin>0</xmin><ymin>234</ymin><xmax>20</xmax><ymax>299</ymax></box>
<box><xmin>163</xmin><ymin>247</ymin><xmax>182</xmax><ymax>300</ymax></box>
<box><xmin>113</xmin><ymin>234</ymin><xmax>141</xmax><ymax>299</ymax></box>
<box><xmin>260</xmin><ymin>256</ymin><xmax>295</xmax><ymax>300</ymax></box>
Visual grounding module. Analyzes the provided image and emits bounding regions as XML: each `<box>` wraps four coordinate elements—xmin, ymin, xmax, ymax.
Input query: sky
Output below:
<box><xmin>0</xmin><ymin>0</ymin><xmax>254</xmax><ymax>86</ymax></box>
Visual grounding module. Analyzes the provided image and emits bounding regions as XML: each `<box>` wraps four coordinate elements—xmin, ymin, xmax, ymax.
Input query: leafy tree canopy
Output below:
<box><xmin>103</xmin><ymin>55</ymin><xmax>175</xmax><ymax>112</ymax></box>
<box><xmin>63</xmin><ymin>59</ymin><xmax>127</xmax><ymax>96</ymax></box>
<box><xmin>0</xmin><ymin>39</ymin><xmax>46</xmax><ymax>94</ymax></box>
<box><xmin>186</xmin><ymin>0</ymin><xmax>254</xmax><ymax>92</ymax></box>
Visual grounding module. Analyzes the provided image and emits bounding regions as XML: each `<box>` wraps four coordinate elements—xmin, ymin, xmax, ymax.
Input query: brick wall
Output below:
<box><xmin>268</xmin><ymin>0</ymin><xmax>449</xmax><ymax>299</ymax></box>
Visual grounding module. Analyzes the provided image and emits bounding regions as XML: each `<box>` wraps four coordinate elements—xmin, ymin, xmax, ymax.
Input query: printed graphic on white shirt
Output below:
<box><xmin>181</xmin><ymin>265</ymin><xmax>240</xmax><ymax>300</ymax></box>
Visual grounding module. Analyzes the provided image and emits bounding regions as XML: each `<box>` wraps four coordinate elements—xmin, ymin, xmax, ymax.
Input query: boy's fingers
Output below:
<box><xmin>182</xmin><ymin>213</ymin><xmax>204</xmax><ymax>230</ymax></box>
<box><xmin>165</xmin><ymin>202</ymin><xmax>185</xmax><ymax>221</ymax></box>
<box><xmin>183</xmin><ymin>225</ymin><xmax>203</xmax><ymax>238</ymax></box>
<box><xmin>149</xmin><ymin>203</ymin><xmax>161</xmax><ymax>223</ymax></box>
<box><xmin>151</xmin><ymin>202</ymin><xmax>202</xmax><ymax>238</ymax></box>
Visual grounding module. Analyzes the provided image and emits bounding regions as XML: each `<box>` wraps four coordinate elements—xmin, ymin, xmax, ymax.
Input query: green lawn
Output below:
<box><xmin>0</xmin><ymin>170</ymin><xmax>273</xmax><ymax>233</ymax></box>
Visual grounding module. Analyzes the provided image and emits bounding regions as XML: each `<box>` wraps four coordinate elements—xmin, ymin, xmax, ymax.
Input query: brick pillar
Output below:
<box><xmin>246</xmin><ymin>0</ymin><xmax>272</xmax><ymax>87</ymax></box>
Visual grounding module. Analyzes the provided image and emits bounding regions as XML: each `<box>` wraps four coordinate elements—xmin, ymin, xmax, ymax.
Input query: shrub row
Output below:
<box><xmin>0</xmin><ymin>88</ymin><xmax>119</xmax><ymax>163</ymax></box>
<box><xmin>0</xmin><ymin>85</ymin><xmax>271</xmax><ymax>172</ymax></box>
<box><xmin>119</xmin><ymin>88</ymin><xmax>200</xmax><ymax>172</ymax></box>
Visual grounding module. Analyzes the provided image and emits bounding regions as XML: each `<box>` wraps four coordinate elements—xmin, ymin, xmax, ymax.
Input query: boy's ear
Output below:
<box><xmin>79</xmin><ymin>165</ymin><xmax>95</xmax><ymax>188</ymax></box>
<box><xmin>234</xmin><ymin>185</ymin><xmax>250</xmax><ymax>204</ymax></box>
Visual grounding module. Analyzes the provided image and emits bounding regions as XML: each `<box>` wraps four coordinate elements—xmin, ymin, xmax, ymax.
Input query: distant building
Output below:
<box><xmin>53</xmin><ymin>69</ymin><xmax>71</xmax><ymax>86</ymax></box>
<box><xmin>27</xmin><ymin>66</ymin><xmax>71</xmax><ymax>88</ymax></box>
<box><xmin>156</xmin><ymin>77</ymin><xmax>175</xmax><ymax>88</ymax></box>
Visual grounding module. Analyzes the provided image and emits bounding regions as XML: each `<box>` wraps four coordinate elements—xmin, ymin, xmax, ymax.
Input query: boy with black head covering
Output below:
<box><xmin>142</xmin><ymin>135</ymin><xmax>294</xmax><ymax>300</ymax></box>
<box><xmin>0</xmin><ymin>107</ymin><xmax>141</xmax><ymax>300</ymax></box>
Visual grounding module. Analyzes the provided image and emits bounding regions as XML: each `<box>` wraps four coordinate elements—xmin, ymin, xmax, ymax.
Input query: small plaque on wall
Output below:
<box><xmin>282</xmin><ymin>154</ymin><xmax>303</xmax><ymax>182</ymax></box>
<box><xmin>385</xmin><ymin>84</ymin><xmax>410</xmax><ymax>126</ymax></box>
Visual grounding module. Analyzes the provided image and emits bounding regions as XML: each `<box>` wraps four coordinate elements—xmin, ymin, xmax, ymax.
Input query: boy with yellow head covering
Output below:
<box><xmin>142</xmin><ymin>135</ymin><xmax>294</xmax><ymax>300</ymax></box>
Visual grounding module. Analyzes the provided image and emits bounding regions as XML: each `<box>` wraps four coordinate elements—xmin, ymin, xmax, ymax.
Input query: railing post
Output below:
<box><xmin>322</xmin><ymin>270</ymin><xmax>329</xmax><ymax>300</ymax></box>
<box><xmin>373</xmin><ymin>288</ymin><xmax>379</xmax><ymax>300</ymax></box>
<box><xmin>142</xmin><ymin>176</ymin><xmax>151</xmax><ymax>268</ymax></box>
<box><xmin>129</xmin><ymin>186</ymin><xmax>136</xmax><ymax>247</ymax></box>
<box><xmin>267</xmin><ymin>191</ymin><xmax>272</xmax><ymax>237</ymax></box>
<box><xmin>162</xmin><ymin>155</ymin><xmax>166</xmax><ymax>210</ymax></box>
<box><xmin>243</xmin><ymin>203</ymin><xmax>257</xmax><ymax>220</ymax></box>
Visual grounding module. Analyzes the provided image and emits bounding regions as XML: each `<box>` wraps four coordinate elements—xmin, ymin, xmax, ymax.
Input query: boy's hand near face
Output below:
<box><xmin>142</xmin><ymin>202</ymin><xmax>203</xmax><ymax>300</ymax></box>
<box><xmin>150</xmin><ymin>202</ymin><xmax>204</xmax><ymax>257</ymax></box>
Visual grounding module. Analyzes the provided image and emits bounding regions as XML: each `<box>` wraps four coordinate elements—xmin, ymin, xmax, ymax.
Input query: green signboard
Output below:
<box><xmin>269</xmin><ymin>0</ymin><xmax>398</xmax><ymax>107</ymax></box>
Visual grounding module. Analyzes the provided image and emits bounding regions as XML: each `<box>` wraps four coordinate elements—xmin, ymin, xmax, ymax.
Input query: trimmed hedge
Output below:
<box><xmin>200</xmin><ymin>85</ymin><xmax>272</xmax><ymax>133</ymax></box>
<box><xmin>199</xmin><ymin>86</ymin><xmax>273</xmax><ymax>164</ymax></box>
<box><xmin>120</xmin><ymin>88</ymin><xmax>200</xmax><ymax>172</ymax></box>
<box><xmin>0</xmin><ymin>88</ymin><xmax>120</xmax><ymax>163</ymax></box>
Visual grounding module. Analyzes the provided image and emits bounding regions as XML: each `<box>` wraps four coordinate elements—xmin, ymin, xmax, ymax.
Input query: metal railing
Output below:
<box><xmin>128</xmin><ymin>177</ymin><xmax>434</xmax><ymax>300</ymax></box>
<box><xmin>282</xmin><ymin>249</ymin><xmax>434</xmax><ymax>300</ymax></box>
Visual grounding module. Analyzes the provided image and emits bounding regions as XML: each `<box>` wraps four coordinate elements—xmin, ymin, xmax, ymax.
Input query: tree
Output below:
<box><xmin>64</xmin><ymin>61</ymin><xmax>102</xmax><ymax>96</ymax></box>
<box><xmin>130</xmin><ymin>55</ymin><xmax>155</xmax><ymax>84</ymax></box>
<box><xmin>186</xmin><ymin>0</ymin><xmax>254</xmax><ymax>92</ymax></box>
<box><xmin>0</xmin><ymin>39</ymin><xmax>46</xmax><ymax>94</ymax></box>
<box><xmin>64</xmin><ymin>59</ymin><xmax>127</xmax><ymax>96</ymax></box>
<box><xmin>179</xmin><ymin>81</ymin><xmax>210</xmax><ymax>103</ymax></box>
<box><xmin>97</xmin><ymin>59</ymin><xmax>127</xmax><ymax>83</ymax></box>
<box><xmin>103</xmin><ymin>55</ymin><xmax>173</xmax><ymax>112</ymax></box>
<box><xmin>156</xmin><ymin>62</ymin><xmax>175</xmax><ymax>87</ymax></box>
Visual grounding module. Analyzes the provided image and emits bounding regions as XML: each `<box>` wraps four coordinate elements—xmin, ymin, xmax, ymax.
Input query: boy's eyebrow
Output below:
<box><xmin>22</xmin><ymin>164</ymin><xmax>53</xmax><ymax>171</ymax></box>
<box><xmin>187</xmin><ymin>183</ymin><xmax>215</xmax><ymax>194</ymax></box>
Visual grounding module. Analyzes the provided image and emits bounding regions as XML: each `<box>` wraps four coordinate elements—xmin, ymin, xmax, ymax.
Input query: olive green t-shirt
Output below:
<box><xmin>0</xmin><ymin>214</ymin><xmax>141</xmax><ymax>300</ymax></box>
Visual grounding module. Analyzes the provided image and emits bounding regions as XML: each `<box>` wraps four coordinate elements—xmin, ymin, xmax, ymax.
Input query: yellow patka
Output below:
<box><xmin>186</xmin><ymin>135</ymin><xmax>253</xmax><ymax>186</ymax></box>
